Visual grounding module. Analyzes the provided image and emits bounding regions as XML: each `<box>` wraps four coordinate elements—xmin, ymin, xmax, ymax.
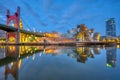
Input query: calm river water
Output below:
<box><xmin>0</xmin><ymin>45</ymin><xmax>120</xmax><ymax>80</ymax></box>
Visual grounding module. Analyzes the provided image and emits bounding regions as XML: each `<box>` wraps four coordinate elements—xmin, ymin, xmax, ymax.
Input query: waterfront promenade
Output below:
<box><xmin>0</xmin><ymin>42</ymin><xmax>118</xmax><ymax>46</ymax></box>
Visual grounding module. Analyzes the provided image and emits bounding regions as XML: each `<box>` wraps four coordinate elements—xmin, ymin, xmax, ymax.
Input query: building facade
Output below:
<box><xmin>106</xmin><ymin>18</ymin><xmax>116</xmax><ymax>37</ymax></box>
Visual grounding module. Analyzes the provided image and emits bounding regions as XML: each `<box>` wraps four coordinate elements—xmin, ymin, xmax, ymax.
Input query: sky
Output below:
<box><xmin>0</xmin><ymin>0</ymin><xmax>120</xmax><ymax>36</ymax></box>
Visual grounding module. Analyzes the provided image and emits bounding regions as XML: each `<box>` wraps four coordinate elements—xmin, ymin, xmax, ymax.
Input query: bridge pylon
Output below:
<box><xmin>6</xmin><ymin>7</ymin><xmax>20</xmax><ymax>44</ymax></box>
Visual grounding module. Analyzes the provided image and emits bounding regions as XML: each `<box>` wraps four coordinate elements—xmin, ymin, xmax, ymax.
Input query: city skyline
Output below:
<box><xmin>0</xmin><ymin>1</ymin><xmax>120</xmax><ymax>80</ymax></box>
<box><xmin>0</xmin><ymin>0</ymin><xmax>120</xmax><ymax>36</ymax></box>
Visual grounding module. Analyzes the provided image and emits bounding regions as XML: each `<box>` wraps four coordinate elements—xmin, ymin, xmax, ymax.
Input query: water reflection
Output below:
<box><xmin>0</xmin><ymin>45</ymin><xmax>119</xmax><ymax>80</ymax></box>
<box><xmin>5</xmin><ymin>61</ymin><xmax>18</xmax><ymax>80</ymax></box>
<box><xmin>67</xmin><ymin>47</ymin><xmax>101</xmax><ymax>63</ymax></box>
<box><xmin>0</xmin><ymin>46</ymin><xmax>44</xmax><ymax>80</ymax></box>
<box><xmin>106</xmin><ymin>47</ymin><xmax>116</xmax><ymax>67</ymax></box>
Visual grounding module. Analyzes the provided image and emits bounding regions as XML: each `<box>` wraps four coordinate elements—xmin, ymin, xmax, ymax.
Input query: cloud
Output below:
<box><xmin>43</xmin><ymin>0</ymin><xmax>54</xmax><ymax>10</ymax></box>
<box><xmin>107</xmin><ymin>0</ymin><xmax>120</xmax><ymax>4</ymax></box>
<box><xmin>0</xmin><ymin>15</ymin><xmax>5</xmax><ymax>18</ymax></box>
<box><xmin>0</xmin><ymin>5</ymin><xmax>7</xmax><ymax>14</ymax></box>
<box><xmin>0</xmin><ymin>15</ymin><xmax>6</xmax><ymax>23</ymax></box>
<box><xmin>55</xmin><ymin>26</ymin><xmax>65</xmax><ymax>30</ymax></box>
<box><xmin>22</xmin><ymin>1</ymin><xmax>48</xmax><ymax>27</ymax></box>
<box><xmin>77</xmin><ymin>14</ymin><xmax>101</xmax><ymax>21</ymax></box>
<box><xmin>40</xmin><ymin>21</ymin><xmax>48</xmax><ymax>26</ymax></box>
<box><xmin>59</xmin><ymin>2</ymin><xmax>83</xmax><ymax>28</ymax></box>
<box><xmin>47</xmin><ymin>14</ymin><xmax>56</xmax><ymax>20</ymax></box>
<box><xmin>62</xmin><ymin>2</ymin><xmax>82</xmax><ymax>19</ymax></box>
<box><xmin>59</xmin><ymin>20</ymin><xmax>68</xmax><ymax>25</ymax></box>
<box><xmin>0</xmin><ymin>17</ymin><xmax>6</xmax><ymax>24</ymax></box>
<box><xmin>22</xmin><ymin>1</ymin><xmax>39</xmax><ymax>17</ymax></box>
<box><xmin>51</xmin><ymin>5</ymin><xmax>63</xmax><ymax>11</ymax></box>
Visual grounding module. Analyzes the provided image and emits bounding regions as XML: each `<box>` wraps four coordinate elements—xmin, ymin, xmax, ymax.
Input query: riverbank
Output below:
<box><xmin>0</xmin><ymin>42</ymin><xmax>118</xmax><ymax>46</ymax></box>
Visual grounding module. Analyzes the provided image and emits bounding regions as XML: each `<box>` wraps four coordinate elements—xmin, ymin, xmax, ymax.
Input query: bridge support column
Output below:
<box><xmin>16</xmin><ymin>31</ymin><xmax>20</xmax><ymax>44</ymax></box>
<box><xmin>6</xmin><ymin>7</ymin><xmax>20</xmax><ymax>44</ymax></box>
<box><xmin>6</xmin><ymin>31</ymin><xmax>20</xmax><ymax>44</ymax></box>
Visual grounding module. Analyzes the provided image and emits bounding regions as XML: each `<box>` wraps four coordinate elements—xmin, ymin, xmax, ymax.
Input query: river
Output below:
<box><xmin>0</xmin><ymin>45</ymin><xmax>120</xmax><ymax>80</ymax></box>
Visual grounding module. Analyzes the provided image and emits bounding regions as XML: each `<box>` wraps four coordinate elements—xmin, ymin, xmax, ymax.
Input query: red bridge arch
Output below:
<box><xmin>6</xmin><ymin>7</ymin><xmax>20</xmax><ymax>29</ymax></box>
<box><xmin>6</xmin><ymin>7</ymin><xmax>20</xmax><ymax>43</ymax></box>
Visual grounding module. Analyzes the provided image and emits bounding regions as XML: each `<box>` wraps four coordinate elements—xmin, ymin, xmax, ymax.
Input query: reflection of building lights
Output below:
<box><xmin>39</xmin><ymin>52</ymin><xmax>43</xmax><ymax>56</ymax></box>
<box><xmin>106</xmin><ymin>47</ymin><xmax>116</xmax><ymax>68</ymax></box>
<box><xmin>81</xmin><ymin>54</ymin><xmax>87</xmax><ymax>57</ymax></box>
<box><xmin>9</xmin><ymin>46</ymin><xmax>16</xmax><ymax>51</ymax></box>
<box><xmin>34</xmin><ymin>48</ymin><xmax>37</xmax><ymax>51</ymax></box>
<box><xmin>97</xmin><ymin>48</ymin><xmax>100</xmax><ymax>51</ymax></box>
<box><xmin>76</xmin><ymin>48</ymin><xmax>84</xmax><ymax>53</ymax></box>
<box><xmin>11</xmin><ymin>62</ymin><xmax>13</xmax><ymax>66</ymax></box>
<box><xmin>45</xmin><ymin>49</ymin><xmax>55</xmax><ymax>54</ymax></box>
<box><xmin>90</xmin><ymin>49</ymin><xmax>94</xmax><ymax>54</ymax></box>
<box><xmin>19</xmin><ymin>54</ymin><xmax>21</xmax><ymax>58</ymax></box>
<box><xmin>28</xmin><ymin>48</ymin><xmax>31</xmax><ymax>51</ymax></box>
<box><xmin>18</xmin><ymin>59</ymin><xmax>22</xmax><ymax>69</ymax></box>
<box><xmin>27</xmin><ymin>56</ymin><xmax>29</xmax><ymax>59</ymax></box>
<box><xmin>106</xmin><ymin>63</ymin><xmax>112</xmax><ymax>67</ymax></box>
<box><xmin>43</xmin><ymin>49</ymin><xmax>45</xmax><ymax>53</ymax></box>
<box><xmin>103</xmin><ymin>45</ymin><xmax>105</xmax><ymax>49</ymax></box>
<box><xmin>32</xmin><ymin>54</ymin><xmax>35</xmax><ymax>60</ymax></box>
<box><xmin>26</xmin><ymin>51</ymin><xmax>28</xmax><ymax>53</ymax></box>
<box><xmin>117</xmin><ymin>45</ymin><xmax>119</xmax><ymax>48</ymax></box>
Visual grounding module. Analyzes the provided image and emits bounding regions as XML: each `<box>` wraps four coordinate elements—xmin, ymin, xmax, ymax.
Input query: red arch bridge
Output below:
<box><xmin>0</xmin><ymin>7</ymin><xmax>44</xmax><ymax>44</ymax></box>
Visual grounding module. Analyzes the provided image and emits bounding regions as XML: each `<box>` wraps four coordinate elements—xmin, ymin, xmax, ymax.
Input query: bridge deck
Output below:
<box><xmin>20</xmin><ymin>29</ymin><xmax>43</xmax><ymax>37</ymax></box>
<box><xmin>0</xmin><ymin>24</ymin><xmax>17</xmax><ymax>32</ymax></box>
<box><xmin>0</xmin><ymin>24</ymin><xmax>43</xmax><ymax>37</ymax></box>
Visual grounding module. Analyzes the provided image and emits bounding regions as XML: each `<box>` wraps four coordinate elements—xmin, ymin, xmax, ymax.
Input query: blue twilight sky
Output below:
<box><xmin>0</xmin><ymin>0</ymin><xmax>120</xmax><ymax>36</ymax></box>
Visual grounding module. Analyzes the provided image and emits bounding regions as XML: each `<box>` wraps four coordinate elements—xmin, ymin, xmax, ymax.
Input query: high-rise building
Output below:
<box><xmin>106</xmin><ymin>18</ymin><xmax>116</xmax><ymax>37</ymax></box>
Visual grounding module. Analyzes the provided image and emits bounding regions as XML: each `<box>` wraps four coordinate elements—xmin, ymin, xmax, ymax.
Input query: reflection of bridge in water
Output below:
<box><xmin>0</xmin><ymin>46</ymin><xmax>44</xmax><ymax>80</ymax></box>
<box><xmin>0</xmin><ymin>46</ymin><xmax>119</xmax><ymax>80</ymax></box>
<box><xmin>0</xmin><ymin>46</ymin><xmax>43</xmax><ymax>66</ymax></box>
<box><xmin>0</xmin><ymin>46</ymin><xmax>118</xmax><ymax>67</ymax></box>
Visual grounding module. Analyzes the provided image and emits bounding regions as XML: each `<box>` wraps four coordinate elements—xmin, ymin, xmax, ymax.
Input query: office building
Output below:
<box><xmin>106</xmin><ymin>18</ymin><xmax>116</xmax><ymax>37</ymax></box>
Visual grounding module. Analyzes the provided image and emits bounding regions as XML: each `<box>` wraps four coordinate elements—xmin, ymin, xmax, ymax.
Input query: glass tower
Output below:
<box><xmin>106</xmin><ymin>18</ymin><xmax>116</xmax><ymax>37</ymax></box>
